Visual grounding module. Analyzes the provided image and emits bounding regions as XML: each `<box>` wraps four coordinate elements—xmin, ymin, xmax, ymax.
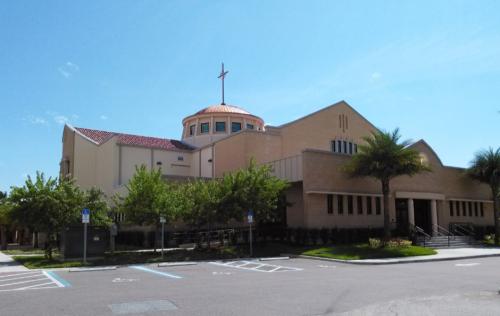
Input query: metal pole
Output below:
<box><xmin>249</xmin><ymin>222</ymin><xmax>253</xmax><ymax>257</ymax></box>
<box><xmin>83</xmin><ymin>222</ymin><xmax>87</xmax><ymax>264</ymax></box>
<box><xmin>161</xmin><ymin>222</ymin><xmax>165</xmax><ymax>260</ymax></box>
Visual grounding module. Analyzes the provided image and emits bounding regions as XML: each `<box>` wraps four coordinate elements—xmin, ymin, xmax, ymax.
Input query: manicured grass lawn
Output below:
<box><xmin>11</xmin><ymin>242</ymin><xmax>436</xmax><ymax>268</ymax></box>
<box><xmin>3</xmin><ymin>248</ymin><xmax>46</xmax><ymax>256</ymax></box>
<box><xmin>12</xmin><ymin>243</ymin><xmax>298</xmax><ymax>269</ymax></box>
<box><xmin>301</xmin><ymin>244</ymin><xmax>436</xmax><ymax>260</ymax></box>
<box><xmin>13</xmin><ymin>256</ymin><xmax>87</xmax><ymax>269</ymax></box>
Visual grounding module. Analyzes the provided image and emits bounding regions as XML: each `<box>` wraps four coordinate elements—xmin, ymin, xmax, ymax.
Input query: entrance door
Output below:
<box><xmin>395</xmin><ymin>199</ymin><xmax>409</xmax><ymax>235</ymax></box>
<box><xmin>414</xmin><ymin>199</ymin><xmax>432</xmax><ymax>234</ymax></box>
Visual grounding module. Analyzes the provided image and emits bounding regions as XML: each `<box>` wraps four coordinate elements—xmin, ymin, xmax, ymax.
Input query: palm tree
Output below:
<box><xmin>345</xmin><ymin>128</ymin><xmax>430</xmax><ymax>237</ymax></box>
<box><xmin>467</xmin><ymin>148</ymin><xmax>500</xmax><ymax>244</ymax></box>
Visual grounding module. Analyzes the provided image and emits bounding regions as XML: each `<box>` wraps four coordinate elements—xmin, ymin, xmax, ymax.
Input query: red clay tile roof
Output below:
<box><xmin>74</xmin><ymin>127</ymin><xmax>193</xmax><ymax>151</ymax></box>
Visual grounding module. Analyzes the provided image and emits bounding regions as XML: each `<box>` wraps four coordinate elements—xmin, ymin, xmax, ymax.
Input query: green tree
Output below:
<box><xmin>467</xmin><ymin>147</ymin><xmax>500</xmax><ymax>244</ymax></box>
<box><xmin>119</xmin><ymin>165</ymin><xmax>185</xmax><ymax>249</ymax></box>
<box><xmin>0</xmin><ymin>192</ymin><xmax>12</xmax><ymax>250</ymax></box>
<box><xmin>120</xmin><ymin>165</ymin><xmax>168</xmax><ymax>225</ymax></box>
<box><xmin>9</xmin><ymin>173</ymin><xmax>110</xmax><ymax>258</ymax></box>
<box><xmin>218</xmin><ymin>160</ymin><xmax>289</xmax><ymax>224</ymax></box>
<box><xmin>181</xmin><ymin>179</ymin><xmax>222</xmax><ymax>247</ymax></box>
<box><xmin>344</xmin><ymin>129</ymin><xmax>430</xmax><ymax>237</ymax></box>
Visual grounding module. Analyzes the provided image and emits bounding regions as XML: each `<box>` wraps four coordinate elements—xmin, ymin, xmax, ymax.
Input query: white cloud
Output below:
<box><xmin>24</xmin><ymin>115</ymin><xmax>48</xmax><ymax>126</ymax></box>
<box><xmin>53</xmin><ymin>115</ymin><xmax>69</xmax><ymax>125</ymax></box>
<box><xmin>58</xmin><ymin>61</ymin><xmax>79</xmax><ymax>78</ymax></box>
<box><xmin>100</xmin><ymin>115</ymin><xmax>108</xmax><ymax>120</ymax></box>
<box><xmin>370</xmin><ymin>72</ymin><xmax>382</xmax><ymax>81</ymax></box>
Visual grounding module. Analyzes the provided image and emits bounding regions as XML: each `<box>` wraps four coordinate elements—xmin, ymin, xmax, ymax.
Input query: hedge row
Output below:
<box><xmin>115</xmin><ymin>226</ymin><xmax>386</xmax><ymax>248</ymax></box>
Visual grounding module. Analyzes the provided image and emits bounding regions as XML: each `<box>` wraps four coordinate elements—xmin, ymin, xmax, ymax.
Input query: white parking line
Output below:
<box><xmin>0</xmin><ymin>270</ymin><xmax>70</xmax><ymax>292</ymax></box>
<box><xmin>455</xmin><ymin>263</ymin><xmax>480</xmax><ymax>267</ymax></box>
<box><xmin>0</xmin><ymin>277</ymin><xmax>48</xmax><ymax>287</ymax></box>
<box><xmin>209</xmin><ymin>260</ymin><xmax>303</xmax><ymax>273</ymax></box>
<box><xmin>0</xmin><ymin>271</ymin><xmax>40</xmax><ymax>278</ymax></box>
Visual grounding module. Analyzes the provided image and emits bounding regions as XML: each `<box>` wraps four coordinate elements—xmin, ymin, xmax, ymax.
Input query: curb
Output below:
<box><xmin>68</xmin><ymin>266</ymin><xmax>118</xmax><ymax>272</ymax></box>
<box><xmin>297</xmin><ymin>253</ymin><xmax>500</xmax><ymax>265</ymax></box>
<box><xmin>259</xmin><ymin>257</ymin><xmax>290</xmax><ymax>261</ymax></box>
<box><xmin>158</xmin><ymin>262</ymin><xmax>197</xmax><ymax>267</ymax></box>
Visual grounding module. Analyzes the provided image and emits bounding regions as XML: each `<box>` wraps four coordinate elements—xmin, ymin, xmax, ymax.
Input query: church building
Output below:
<box><xmin>60</xmin><ymin>70</ymin><xmax>494</xmax><ymax>236</ymax></box>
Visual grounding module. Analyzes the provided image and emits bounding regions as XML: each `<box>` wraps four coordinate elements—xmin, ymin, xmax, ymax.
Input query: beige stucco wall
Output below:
<box><xmin>153</xmin><ymin>150</ymin><xmax>192</xmax><ymax>177</ymax></box>
<box><xmin>200</xmin><ymin>146</ymin><xmax>213</xmax><ymax>178</ymax></box>
<box><xmin>120</xmin><ymin>146</ymin><xmax>151</xmax><ymax>186</ymax></box>
<box><xmin>212</xmin><ymin>131</ymin><xmax>282</xmax><ymax>177</ymax></box>
<box><xmin>279</xmin><ymin>101</ymin><xmax>378</xmax><ymax>157</ymax></box>
<box><xmin>73</xmin><ymin>133</ymin><xmax>99</xmax><ymax>190</ymax></box>
<box><xmin>60</xmin><ymin>126</ymin><xmax>75</xmax><ymax>177</ymax></box>
<box><xmin>300</xmin><ymin>147</ymin><xmax>493</xmax><ymax>229</ymax></box>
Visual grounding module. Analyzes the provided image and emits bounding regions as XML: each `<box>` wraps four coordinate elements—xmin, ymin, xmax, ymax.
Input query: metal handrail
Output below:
<box><xmin>410</xmin><ymin>224</ymin><xmax>431</xmax><ymax>246</ymax></box>
<box><xmin>450</xmin><ymin>223</ymin><xmax>475</xmax><ymax>237</ymax></box>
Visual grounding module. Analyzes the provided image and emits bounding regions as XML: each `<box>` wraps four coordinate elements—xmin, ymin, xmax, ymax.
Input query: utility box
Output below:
<box><xmin>60</xmin><ymin>226</ymin><xmax>109</xmax><ymax>259</ymax></box>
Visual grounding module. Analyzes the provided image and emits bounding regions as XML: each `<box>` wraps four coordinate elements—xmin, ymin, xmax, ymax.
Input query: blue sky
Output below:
<box><xmin>1</xmin><ymin>1</ymin><xmax>500</xmax><ymax>192</ymax></box>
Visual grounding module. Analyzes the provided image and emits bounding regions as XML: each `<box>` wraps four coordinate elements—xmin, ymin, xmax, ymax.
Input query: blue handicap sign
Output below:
<box><xmin>82</xmin><ymin>208</ymin><xmax>90</xmax><ymax>215</ymax></box>
<box><xmin>247</xmin><ymin>209</ymin><xmax>254</xmax><ymax>217</ymax></box>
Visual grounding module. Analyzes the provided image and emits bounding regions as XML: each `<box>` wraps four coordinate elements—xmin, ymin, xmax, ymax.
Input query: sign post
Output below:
<box><xmin>247</xmin><ymin>210</ymin><xmax>254</xmax><ymax>257</ymax></box>
<box><xmin>82</xmin><ymin>208</ymin><xmax>90</xmax><ymax>264</ymax></box>
<box><xmin>160</xmin><ymin>216</ymin><xmax>166</xmax><ymax>260</ymax></box>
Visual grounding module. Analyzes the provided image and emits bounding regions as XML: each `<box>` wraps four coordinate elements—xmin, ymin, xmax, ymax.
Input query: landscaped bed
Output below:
<box><xmin>301</xmin><ymin>244</ymin><xmax>436</xmax><ymax>260</ymax></box>
<box><xmin>10</xmin><ymin>241</ymin><xmax>436</xmax><ymax>269</ymax></box>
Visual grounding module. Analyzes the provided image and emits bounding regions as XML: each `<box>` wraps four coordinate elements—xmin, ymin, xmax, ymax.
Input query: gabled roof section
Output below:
<box><xmin>68</xmin><ymin>125</ymin><xmax>194</xmax><ymax>151</ymax></box>
<box><xmin>269</xmin><ymin>100</ymin><xmax>380</xmax><ymax>131</ymax></box>
<box><xmin>409</xmin><ymin>139</ymin><xmax>444</xmax><ymax>166</ymax></box>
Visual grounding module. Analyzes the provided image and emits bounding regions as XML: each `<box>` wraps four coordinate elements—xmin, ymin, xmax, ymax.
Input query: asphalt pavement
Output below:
<box><xmin>1</xmin><ymin>257</ymin><xmax>500</xmax><ymax>315</ymax></box>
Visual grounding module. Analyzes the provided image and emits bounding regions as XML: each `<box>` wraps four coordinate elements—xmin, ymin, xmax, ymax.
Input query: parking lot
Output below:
<box><xmin>1</xmin><ymin>257</ymin><xmax>500</xmax><ymax>315</ymax></box>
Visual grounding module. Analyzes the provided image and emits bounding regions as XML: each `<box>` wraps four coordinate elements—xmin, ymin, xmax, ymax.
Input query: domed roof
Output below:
<box><xmin>195</xmin><ymin>104</ymin><xmax>251</xmax><ymax>115</ymax></box>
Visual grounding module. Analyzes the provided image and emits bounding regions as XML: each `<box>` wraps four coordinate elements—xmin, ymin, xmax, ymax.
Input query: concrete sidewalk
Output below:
<box><xmin>299</xmin><ymin>247</ymin><xmax>500</xmax><ymax>265</ymax></box>
<box><xmin>0</xmin><ymin>251</ymin><xmax>29</xmax><ymax>272</ymax></box>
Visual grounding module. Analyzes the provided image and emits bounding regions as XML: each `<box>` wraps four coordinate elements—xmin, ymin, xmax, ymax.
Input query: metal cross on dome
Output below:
<box><xmin>218</xmin><ymin>63</ymin><xmax>229</xmax><ymax>105</ymax></box>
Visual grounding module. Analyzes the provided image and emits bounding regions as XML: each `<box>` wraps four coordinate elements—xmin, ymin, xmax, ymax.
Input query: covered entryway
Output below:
<box><xmin>395</xmin><ymin>192</ymin><xmax>442</xmax><ymax>236</ymax></box>
<box><xmin>413</xmin><ymin>199</ymin><xmax>432</xmax><ymax>234</ymax></box>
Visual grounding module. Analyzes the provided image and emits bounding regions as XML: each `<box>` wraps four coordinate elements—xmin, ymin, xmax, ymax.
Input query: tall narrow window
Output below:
<box><xmin>357</xmin><ymin>196</ymin><xmax>363</xmax><ymax>215</ymax></box>
<box><xmin>455</xmin><ymin>201</ymin><xmax>460</xmax><ymax>216</ymax></box>
<box><xmin>367</xmin><ymin>196</ymin><xmax>372</xmax><ymax>215</ymax></box>
<box><xmin>231</xmin><ymin>122</ymin><xmax>242</xmax><ymax>133</ymax></box>
<box><xmin>337</xmin><ymin>140</ymin><xmax>342</xmax><ymax>153</ymax></box>
<box><xmin>189</xmin><ymin>125</ymin><xmax>196</xmax><ymax>136</ymax></box>
<box><xmin>327</xmin><ymin>194</ymin><xmax>333</xmax><ymax>214</ymax></box>
<box><xmin>343</xmin><ymin>141</ymin><xmax>347</xmax><ymax>154</ymax></box>
<box><xmin>462</xmin><ymin>201</ymin><xmax>467</xmax><ymax>216</ymax></box>
<box><xmin>348</xmin><ymin>142</ymin><xmax>353</xmax><ymax>155</ymax></box>
<box><xmin>347</xmin><ymin>196</ymin><xmax>353</xmax><ymax>215</ymax></box>
<box><xmin>354</xmin><ymin>144</ymin><xmax>358</xmax><ymax>154</ymax></box>
<box><xmin>474</xmin><ymin>202</ymin><xmax>479</xmax><ymax>217</ymax></box>
<box><xmin>215</xmin><ymin>122</ymin><xmax>226</xmax><ymax>132</ymax></box>
<box><xmin>337</xmin><ymin>195</ymin><xmax>344</xmax><ymax>215</ymax></box>
<box><xmin>200</xmin><ymin>123</ymin><xmax>209</xmax><ymax>134</ymax></box>
<box><xmin>376</xmin><ymin>197</ymin><xmax>381</xmax><ymax>215</ymax></box>
<box><xmin>468</xmin><ymin>201</ymin><xmax>473</xmax><ymax>217</ymax></box>
<box><xmin>480</xmin><ymin>202</ymin><xmax>484</xmax><ymax>217</ymax></box>
<box><xmin>332</xmin><ymin>141</ymin><xmax>337</xmax><ymax>153</ymax></box>
<box><xmin>449</xmin><ymin>201</ymin><xmax>454</xmax><ymax>217</ymax></box>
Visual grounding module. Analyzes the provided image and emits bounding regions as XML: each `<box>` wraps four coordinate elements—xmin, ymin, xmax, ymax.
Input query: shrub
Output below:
<box><xmin>384</xmin><ymin>238</ymin><xmax>412</xmax><ymax>248</ymax></box>
<box><xmin>368</xmin><ymin>238</ymin><xmax>382</xmax><ymax>249</ymax></box>
<box><xmin>319</xmin><ymin>228</ymin><xmax>329</xmax><ymax>245</ymax></box>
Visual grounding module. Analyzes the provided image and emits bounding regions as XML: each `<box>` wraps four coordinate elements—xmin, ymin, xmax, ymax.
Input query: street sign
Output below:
<box><xmin>247</xmin><ymin>209</ymin><xmax>254</xmax><ymax>224</ymax></box>
<box><xmin>160</xmin><ymin>216</ymin><xmax>166</xmax><ymax>224</ymax></box>
<box><xmin>82</xmin><ymin>208</ymin><xmax>90</xmax><ymax>224</ymax></box>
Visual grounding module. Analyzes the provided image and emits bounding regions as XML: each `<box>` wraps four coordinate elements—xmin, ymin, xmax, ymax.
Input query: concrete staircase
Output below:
<box><xmin>415</xmin><ymin>235</ymin><xmax>479</xmax><ymax>248</ymax></box>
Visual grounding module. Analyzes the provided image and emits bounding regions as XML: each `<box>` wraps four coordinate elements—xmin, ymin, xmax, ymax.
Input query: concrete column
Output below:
<box><xmin>431</xmin><ymin>199</ymin><xmax>438</xmax><ymax>236</ymax></box>
<box><xmin>408</xmin><ymin>198</ymin><xmax>415</xmax><ymax>227</ymax></box>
